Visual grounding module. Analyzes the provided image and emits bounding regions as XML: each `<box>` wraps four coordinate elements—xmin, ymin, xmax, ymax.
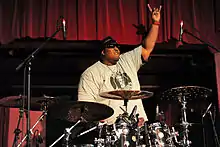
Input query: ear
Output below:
<box><xmin>101</xmin><ymin>50</ymin><xmax>105</xmax><ymax>55</ymax></box>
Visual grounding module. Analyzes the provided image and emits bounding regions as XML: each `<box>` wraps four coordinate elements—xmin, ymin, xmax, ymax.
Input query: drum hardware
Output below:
<box><xmin>208</xmin><ymin>111</ymin><xmax>220</xmax><ymax>147</ymax></box>
<box><xmin>0</xmin><ymin>95</ymin><xmax>55</xmax><ymax>147</ymax></box>
<box><xmin>161</xmin><ymin>86</ymin><xmax>212</xmax><ymax>147</ymax></box>
<box><xmin>95</xmin><ymin>122</ymin><xmax>108</xmax><ymax>147</ymax></box>
<box><xmin>119</xmin><ymin>122</ymin><xmax>130</xmax><ymax>146</ymax></box>
<box><xmin>143</xmin><ymin>122</ymin><xmax>152</xmax><ymax>147</ymax></box>
<box><xmin>155</xmin><ymin>104</ymin><xmax>166</xmax><ymax>123</ymax></box>
<box><xmin>179</xmin><ymin>95</ymin><xmax>191</xmax><ymax>147</ymax></box>
<box><xmin>17</xmin><ymin>110</ymin><xmax>48</xmax><ymax>147</ymax></box>
<box><xmin>77</xmin><ymin>121</ymin><xmax>107</xmax><ymax>138</ymax></box>
<box><xmin>201</xmin><ymin>103</ymin><xmax>213</xmax><ymax>147</ymax></box>
<box><xmin>49</xmin><ymin>118</ymin><xmax>83</xmax><ymax>147</ymax></box>
<box><xmin>17</xmin><ymin>95</ymin><xmax>55</xmax><ymax>147</ymax></box>
<box><xmin>171</xmin><ymin>127</ymin><xmax>180</xmax><ymax>144</ymax></box>
<box><xmin>63</xmin><ymin>128</ymin><xmax>71</xmax><ymax>147</ymax></box>
<box><xmin>202</xmin><ymin>103</ymin><xmax>220</xmax><ymax>147</ymax></box>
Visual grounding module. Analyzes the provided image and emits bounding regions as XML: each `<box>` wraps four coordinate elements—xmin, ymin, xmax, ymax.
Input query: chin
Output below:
<box><xmin>109</xmin><ymin>58</ymin><xmax>118</xmax><ymax>65</ymax></box>
<box><xmin>115</xmin><ymin>57</ymin><xmax>120</xmax><ymax>61</ymax></box>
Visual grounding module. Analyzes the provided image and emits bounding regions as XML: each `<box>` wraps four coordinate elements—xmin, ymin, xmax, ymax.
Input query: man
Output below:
<box><xmin>78</xmin><ymin>4</ymin><xmax>161</xmax><ymax>125</ymax></box>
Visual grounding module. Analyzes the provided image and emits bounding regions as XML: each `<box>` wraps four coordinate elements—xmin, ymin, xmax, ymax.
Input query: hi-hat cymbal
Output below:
<box><xmin>160</xmin><ymin>86</ymin><xmax>212</xmax><ymax>101</ymax></box>
<box><xmin>49</xmin><ymin>101</ymin><xmax>114</xmax><ymax>122</ymax></box>
<box><xmin>99</xmin><ymin>90</ymin><xmax>154</xmax><ymax>100</ymax></box>
<box><xmin>0</xmin><ymin>95</ymin><xmax>56</xmax><ymax>111</ymax></box>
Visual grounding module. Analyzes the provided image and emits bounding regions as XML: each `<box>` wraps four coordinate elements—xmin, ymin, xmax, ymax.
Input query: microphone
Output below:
<box><xmin>179</xmin><ymin>20</ymin><xmax>184</xmax><ymax>41</ymax></box>
<box><xmin>202</xmin><ymin>103</ymin><xmax>212</xmax><ymax>118</ymax></box>
<box><xmin>156</xmin><ymin>104</ymin><xmax>159</xmax><ymax>115</ymax></box>
<box><xmin>156</xmin><ymin>104</ymin><xmax>160</xmax><ymax>120</ymax></box>
<box><xmin>62</xmin><ymin>18</ymin><xmax>67</xmax><ymax>40</ymax></box>
<box><xmin>129</xmin><ymin>105</ymin><xmax>137</xmax><ymax>120</ymax></box>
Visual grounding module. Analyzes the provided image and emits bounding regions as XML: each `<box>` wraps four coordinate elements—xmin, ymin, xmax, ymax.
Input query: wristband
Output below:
<box><xmin>153</xmin><ymin>21</ymin><xmax>160</xmax><ymax>25</ymax></box>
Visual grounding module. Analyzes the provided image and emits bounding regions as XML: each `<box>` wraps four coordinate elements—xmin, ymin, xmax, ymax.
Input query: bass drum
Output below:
<box><xmin>143</xmin><ymin>122</ymin><xmax>176</xmax><ymax>147</ymax></box>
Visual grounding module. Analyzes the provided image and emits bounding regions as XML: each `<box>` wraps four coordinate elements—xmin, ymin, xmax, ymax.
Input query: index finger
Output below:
<box><xmin>147</xmin><ymin>4</ymin><xmax>152</xmax><ymax>12</ymax></box>
<box><xmin>159</xmin><ymin>5</ymin><xmax>162</xmax><ymax>12</ymax></box>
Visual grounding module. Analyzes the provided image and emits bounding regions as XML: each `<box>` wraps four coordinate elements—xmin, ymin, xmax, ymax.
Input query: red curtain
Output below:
<box><xmin>0</xmin><ymin>0</ymin><xmax>220</xmax><ymax>146</ymax></box>
<box><xmin>0</xmin><ymin>0</ymin><xmax>220</xmax><ymax>47</ymax></box>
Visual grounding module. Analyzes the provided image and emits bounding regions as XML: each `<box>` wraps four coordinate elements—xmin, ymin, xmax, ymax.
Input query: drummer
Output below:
<box><xmin>78</xmin><ymin>4</ymin><xmax>161</xmax><ymax>125</ymax></box>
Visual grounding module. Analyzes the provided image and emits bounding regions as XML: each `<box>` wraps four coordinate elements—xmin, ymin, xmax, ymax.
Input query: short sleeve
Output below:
<box><xmin>78</xmin><ymin>72</ymin><xmax>99</xmax><ymax>102</ymax></box>
<box><xmin>120</xmin><ymin>45</ymin><xmax>143</xmax><ymax>71</ymax></box>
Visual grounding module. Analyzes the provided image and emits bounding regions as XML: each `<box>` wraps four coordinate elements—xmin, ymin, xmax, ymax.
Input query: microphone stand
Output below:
<box><xmin>15</xmin><ymin>22</ymin><xmax>62</xmax><ymax>147</ymax></box>
<box><xmin>183</xmin><ymin>29</ymin><xmax>220</xmax><ymax>52</ymax></box>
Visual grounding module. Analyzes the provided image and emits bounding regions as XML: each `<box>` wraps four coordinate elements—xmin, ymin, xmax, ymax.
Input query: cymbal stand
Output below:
<box><xmin>12</xmin><ymin>101</ymin><xmax>24</xmax><ymax>147</ymax></box>
<box><xmin>179</xmin><ymin>95</ymin><xmax>191</xmax><ymax>147</ymax></box>
<box><xmin>17</xmin><ymin>109</ymin><xmax>48</xmax><ymax>147</ymax></box>
<box><xmin>49</xmin><ymin>118</ymin><xmax>83</xmax><ymax>147</ymax></box>
<box><xmin>123</xmin><ymin>99</ymin><xmax>128</xmax><ymax>112</ymax></box>
<box><xmin>208</xmin><ymin>111</ymin><xmax>220</xmax><ymax>147</ymax></box>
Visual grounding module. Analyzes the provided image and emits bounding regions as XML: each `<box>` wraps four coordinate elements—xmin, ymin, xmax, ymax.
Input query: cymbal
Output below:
<box><xmin>160</xmin><ymin>86</ymin><xmax>212</xmax><ymax>101</ymax></box>
<box><xmin>0</xmin><ymin>95</ymin><xmax>56</xmax><ymax>111</ymax></box>
<box><xmin>49</xmin><ymin>101</ymin><xmax>114</xmax><ymax>122</ymax></box>
<box><xmin>99</xmin><ymin>90</ymin><xmax>153</xmax><ymax>100</ymax></box>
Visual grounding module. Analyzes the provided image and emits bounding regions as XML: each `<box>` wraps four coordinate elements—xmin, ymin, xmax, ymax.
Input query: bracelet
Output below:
<box><xmin>153</xmin><ymin>21</ymin><xmax>160</xmax><ymax>25</ymax></box>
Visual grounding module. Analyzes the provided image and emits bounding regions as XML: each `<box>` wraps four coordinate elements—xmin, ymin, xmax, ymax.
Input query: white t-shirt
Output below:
<box><xmin>78</xmin><ymin>45</ymin><xmax>147</xmax><ymax>124</ymax></box>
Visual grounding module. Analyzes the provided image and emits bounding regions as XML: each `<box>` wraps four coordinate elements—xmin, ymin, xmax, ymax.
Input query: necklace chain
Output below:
<box><xmin>106</xmin><ymin>64</ymin><xmax>118</xmax><ymax>74</ymax></box>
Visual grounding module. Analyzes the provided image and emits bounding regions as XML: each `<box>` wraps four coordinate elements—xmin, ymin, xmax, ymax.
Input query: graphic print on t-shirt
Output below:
<box><xmin>110</xmin><ymin>71</ymin><xmax>132</xmax><ymax>90</ymax></box>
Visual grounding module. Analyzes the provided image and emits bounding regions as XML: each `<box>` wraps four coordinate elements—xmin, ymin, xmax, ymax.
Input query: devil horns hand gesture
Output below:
<box><xmin>147</xmin><ymin>4</ymin><xmax>162</xmax><ymax>23</ymax></box>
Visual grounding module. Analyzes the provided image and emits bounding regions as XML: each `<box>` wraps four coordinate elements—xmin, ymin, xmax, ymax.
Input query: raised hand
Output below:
<box><xmin>147</xmin><ymin>4</ymin><xmax>162</xmax><ymax>22</ymax></box>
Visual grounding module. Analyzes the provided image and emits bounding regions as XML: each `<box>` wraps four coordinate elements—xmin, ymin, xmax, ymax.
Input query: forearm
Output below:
<box><xmin>144</xmin><ymin>24</ymin><xmax>159</xmax><ymax>52</ymax></box>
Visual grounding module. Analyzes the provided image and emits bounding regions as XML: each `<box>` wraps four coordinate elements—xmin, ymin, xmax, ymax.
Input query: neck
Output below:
<box><xmin>101</xmin><ymin>59</ymin><xmax>117</xmax><ymax>66</ymax></box>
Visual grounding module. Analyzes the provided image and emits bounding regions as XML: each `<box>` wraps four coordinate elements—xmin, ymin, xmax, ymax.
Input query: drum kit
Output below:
<box><xmin>0</xmin><ymin>86</ymin><xmax>215</xmax><ymax>147</ymax></box>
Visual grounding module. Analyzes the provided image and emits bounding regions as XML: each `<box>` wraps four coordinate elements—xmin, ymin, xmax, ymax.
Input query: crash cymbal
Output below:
<box><xmin>160</xmin><ymin>86</ymin><xmax>212</xmax><ymax>101</ymax></box>
<box><xmin>0</xmin><ymin>95</ymin><xmax>56</xmax><ymax>111</ymax></box>
<box><xmin>99</xmin><ymin>90</ymin><xmax>153</xmax><ymax>100</ymax></box>
<box><xmin>49</xmin><ymin>101</ymin><xmax>114</xmax><ymax>122</ymax></box>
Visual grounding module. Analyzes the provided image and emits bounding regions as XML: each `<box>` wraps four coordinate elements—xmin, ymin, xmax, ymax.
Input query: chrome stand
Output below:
<box><xmin>17</xmin><ymin>110</ymin><xmax>47</xmax><ymax>147</ymax></box>
<box><xmin>179</xmin><ymin>96</ymin><xmax>191</xmax><ymax>147</ymax></box>
<box><xmin>209</xmin><ymin>111</ymin><xmax>220</xmax><ymax>147</ymax></box>
<box><xmin>49</xmin><ymin>119</ymin><xmax>82</xmax><ymax>147</ymax></box>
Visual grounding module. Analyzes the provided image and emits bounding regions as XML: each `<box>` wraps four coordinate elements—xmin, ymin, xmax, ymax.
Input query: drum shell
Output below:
<box><xmin>140</xmin><ymin>122</ymin><xmax>175</xmax><ymax>147</ymax></box>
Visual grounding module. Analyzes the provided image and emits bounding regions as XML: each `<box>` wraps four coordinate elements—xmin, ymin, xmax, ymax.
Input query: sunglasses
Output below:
<box><xmin>105</xmin><ymin>43</ymin><xmax>120</xmax><ymax>48</ymax></box>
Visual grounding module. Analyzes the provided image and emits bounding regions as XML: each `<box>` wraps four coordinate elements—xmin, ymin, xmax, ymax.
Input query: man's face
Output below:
<box><xmin>103</xmin><ymin>45</ymin><xmax>120</xmax><ymax>63</ymax></box>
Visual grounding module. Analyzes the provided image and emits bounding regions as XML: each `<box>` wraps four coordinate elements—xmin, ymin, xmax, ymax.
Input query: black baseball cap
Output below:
<box><xmin>100</xmin><ymin>36</ymin><xmax>120</xmax><ymax>50</ymax></box>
